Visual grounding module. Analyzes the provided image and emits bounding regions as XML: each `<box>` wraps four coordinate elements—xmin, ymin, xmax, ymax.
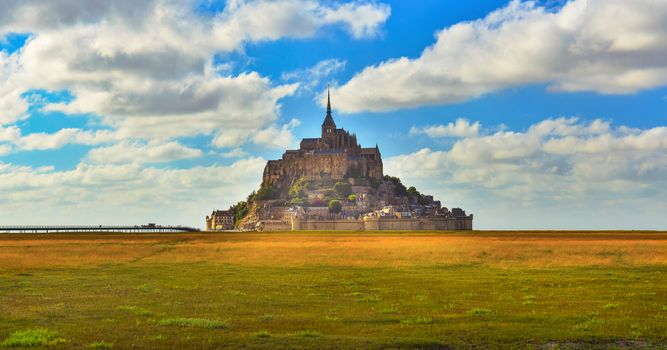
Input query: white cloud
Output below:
<box><xmin>282</xmin><ymin>58</ymin><xmax>347</xmax><ymax>92</ymax></box>
<box><xmin>410</xmin><ymin>118</ymin><xmax>481</xmax><ymax>138</ymax></box>
<box><xmin>332</xmin><ymin>0</ymin><xmax>667</xmax><ymax>112</ymax></box>
<box><xmin>322</xmin><ymin>2</ymin><xmax>391</xmax><ymax>39</ymax></box>
<box><xmin>15</xmin><ymin>128</ymin><xmax>118</xmax><ymax>151</ymax></box>
<box><xmin>252</xmin><ymin>118</ymin><xmax>302</xmax><ymax>149</ymax></box>
<box><xmin>217</xmin><ymin>0</ymin><xmax>390</xmax><ymax>43</ymax></box>
<box><xmin>386</xmin><ymin>118</ymin><xmax>667</xmax><ymax>229</ymax></box>
<box><xmin>0</xmin><ymin>52</ymin><xmax>28</xmax><ymax>124</ymax></box>
<box><xmin>543</xmin><ymin>127</ymin><xmax>667</xmax><ymax>155</ymax></box>
<box><xmin>220</xmin><ymin>147</ymin><xmax>248</xmax><ymax>158</ymax></box>
<box><xmin>212</xmin><ymin>129</ymin><xmax>252</xmax><ymax>149</ymax></box>
<box><xmin>0</xmin><ymin>157</ymin><xmax>266</xmax><ymax>227</ymax></box>
<box><xmin>212</xmin><ymin>118</ymin><xmax>301</xmax><ymax>149</ymax></box>
<box><xmin>87</xmin><ymin>141</ymin><xmax>203</xmax><ymax>165</ymax></box>
<box><xmin>0</xmin><ymin>124</ymin><xmax>20</xmax><ymax>142</ymax></box>
<box><xmin>0</xmin><ymin>0</ymin><xmax>390</xmax><ymax>141</ymax></box>
<box><xmin>0</xmin><ymin>126</ymin><xmax>122</xmax><ymax>153</ymax></box>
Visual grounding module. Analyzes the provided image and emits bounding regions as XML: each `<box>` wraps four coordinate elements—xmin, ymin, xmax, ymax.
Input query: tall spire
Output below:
<box><xmin>322</xmin><ymin>86</ymin><xmax>336</xmax><ymax>127</ymax></box>
<box><xmin>326</xmin><ymin>88</ymin><xmax>331</xmax><ymax>115</ymax></box>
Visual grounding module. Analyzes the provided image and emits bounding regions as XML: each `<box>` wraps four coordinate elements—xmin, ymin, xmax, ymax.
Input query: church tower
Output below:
<box><xmin>322</xmin><ymin>88</ymin><xmax>336</xmax><ymax>139</ymax></box>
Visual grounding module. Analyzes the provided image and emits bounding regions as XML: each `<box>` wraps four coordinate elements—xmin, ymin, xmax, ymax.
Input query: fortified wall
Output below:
<box><xmin>254</xmin><ymin>214</ymin><xmax>474</xmax><ymax>232</ymax></box>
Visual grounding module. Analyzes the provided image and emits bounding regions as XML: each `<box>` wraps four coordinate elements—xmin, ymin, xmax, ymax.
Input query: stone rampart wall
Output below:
<box><xmin>257</xmin><ymin>221</ymin><xmax>292</xmax><ymax>232</ymax></box>
<box><xmin>377</xmin><ymin>218</ymin><xmax>420</xmax><ymax>231</ymax></box>
<box><xmin>285</xmin><ymin>216</ymin><xmax>473</xmax><ymax>231</ymax></box>
<box><xmin>298</xmin><ymin>219</ymin><xmax>365</xmax><ymax>231</ymax></box>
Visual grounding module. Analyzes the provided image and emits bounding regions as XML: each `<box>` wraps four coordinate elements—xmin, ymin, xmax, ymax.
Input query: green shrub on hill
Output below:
<box><xmin>407</xmin><ymin>186</ymin><xmax>431</xmax><ymax>205</ymax></box>
<box><xmin>289</xmin><ymin>178</ymin><xmax>313</xmax><ymax>198</ymax></box>
<box><xmin>334</xmin><ymin>181</ymin><xmax>352</xmax><ymax>197</ymax></box>
<box><xmin>230</xmin><ymin>201</ymin><xmax>248</xmax><ymax>225</ymax></box>
<box><xmin>290</xmin><ymin>197</ymin><xmax>310</xmax><ymax>206</ymax></box>
<box><xmin>328</xmin><ymin>200</ymin><xmax>342</xmax><ymax>213</ymax></box>
<box><xmin>384</xmin><ymin>175</ymin><xmax>407</xmax><ymax>197</ymax></box>
<box><xmin>253</xmin><ymin>185</ymin><xmax>277</xmax><ymax>201</ymax></box>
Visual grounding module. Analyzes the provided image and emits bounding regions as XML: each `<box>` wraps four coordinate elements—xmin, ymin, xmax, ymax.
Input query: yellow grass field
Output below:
<box><xmin>1</xmin><ymin>231</ymin><xmax>666</xmax><ymax>349</ymax></box>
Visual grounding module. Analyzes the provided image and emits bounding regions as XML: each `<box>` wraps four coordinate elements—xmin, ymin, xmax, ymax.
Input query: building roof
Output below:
<box><xmin>300</xmin><ymin>138</ymin><xmax>320</xmax><ymax>147</ymax></box>
<box><xmin>361</xmin><ymin>147</ymin><xmax>380</xmax><ymax>154</ymax></box>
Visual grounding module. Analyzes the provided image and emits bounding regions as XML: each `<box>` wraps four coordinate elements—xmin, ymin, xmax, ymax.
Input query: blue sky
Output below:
<box><xmin>0</xmin><ymin>0</ymin><xmax>665</xmax><ymax>229</ymax></box>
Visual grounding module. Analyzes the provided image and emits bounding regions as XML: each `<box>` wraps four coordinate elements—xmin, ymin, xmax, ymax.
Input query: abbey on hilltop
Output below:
<box><xmin>262</xmin><ymin>90</ymin><xmax>383</xmax><ymax>189</ymax></box>
<box><xmin>206</xmin><ymin>90</ymin><xmax>473</xmax><ymax>232</ymax></box>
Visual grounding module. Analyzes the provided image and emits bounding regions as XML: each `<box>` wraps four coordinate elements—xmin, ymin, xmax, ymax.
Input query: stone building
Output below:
<box><xmin>205</xmin><ymin>210</ymin><xmax>235</xmax><ymax>231</ymax></box>
<box><xmin>262</xmin><ymin>90</ymin><xmax>383</xmax><ymax>189</ymax></box>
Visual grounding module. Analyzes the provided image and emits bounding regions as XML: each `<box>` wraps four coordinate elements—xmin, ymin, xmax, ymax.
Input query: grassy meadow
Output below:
<box><xmin>0</xmin><ymin>231</ymin><xmax>666</xmax><ymax>349</ymax></box>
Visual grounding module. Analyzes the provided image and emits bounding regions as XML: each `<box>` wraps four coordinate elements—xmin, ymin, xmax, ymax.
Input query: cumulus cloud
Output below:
<box><xmin>252</xmin><ymin>118</ymin><xmax>302</xmax><ymax>149</ymax></box>
<box><xmin>282</xmin><ymin>58</ymin><xmax>347</xmax><ymax>92</ymax></box>
<box><xmin>220</xmin><ymin>147</ymin><xmax>248</xmax><ymax>158</ymax></box>
<box><xmin>332</xmin><ymin>0</ymin><xmax>667</xmax><ymax>112</ymax></box>
<box><xmin>0</xmin><ymin>52</ymin><xmax>28</xmax><ymax>124</ymax></box>
<box><xmin>322</xmin><ymin>2</ymin><xmax>391</xmax><ymax>38</ymax></box>
<box><xmin>16</xmin><ymin>128</ymin><xmax>118</xmax><ymax>151</ymax></box>
<box><xmin>0</xmin><ymin>126</ymin><xmax>119</xmax><ymax>153</ymax></box>
<box><xmin>212</xmin><ymin>128</ymin><xmax>253</xmax><ymax>149</ymax></box>
<box><xmin>410</xmin><ymin>118</ymin><xmax>481</xmax><ymax>138</ymax></box>
<box><xmin>0</xmin><ymin>0</ymin><xmax>390</xmax><ymax>139</ymax></box>
<box><xmin>212</xmin><ymin>118</ymin><xmax>301</xmax><ymax>149</ymax></box>
<box><xmin>87</xmin><ymin>141</ymin><xmax>203</xmax><ymax>165</ymax></box>
<box><xmin>388</xmin><ymin>117</ymin><xmax>667</xmax><ymax>229</ymax></box>
<box><xmin>217</xmin><ymin>0</ymin><xmax>390</xmax><ymax>44</ymax></box>
<box><xmin>0</xmin><ymin>157</ymin><xmax>266</xmax><ymax>227</ymax></box>
<box><xmin>0</xmin><ymin>124</ymin><xmax>20</xmax><ymax>142</ymax></box>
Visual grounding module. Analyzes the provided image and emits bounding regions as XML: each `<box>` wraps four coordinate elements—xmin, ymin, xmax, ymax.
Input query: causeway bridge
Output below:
<box><xmin>0</xmin><ymin>225</ymin><xmax>200</xmax><ymax>233</ymax></box>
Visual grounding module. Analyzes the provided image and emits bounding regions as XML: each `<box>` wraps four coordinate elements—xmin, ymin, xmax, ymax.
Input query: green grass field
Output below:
<box><xmin>0</xmin><ymin>231</ymin><xmax>666</xmax><ymax>349</ymax></box>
